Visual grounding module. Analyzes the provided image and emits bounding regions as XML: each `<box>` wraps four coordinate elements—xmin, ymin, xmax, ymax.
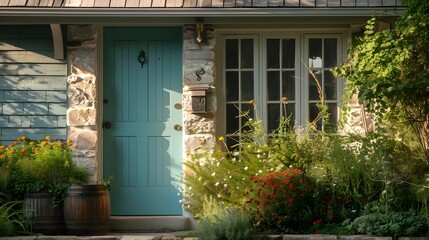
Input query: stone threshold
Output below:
<box><xmin>1</xmin><ymin>234</ymin><xmax>428</xmax><ymax>240</ymax></box>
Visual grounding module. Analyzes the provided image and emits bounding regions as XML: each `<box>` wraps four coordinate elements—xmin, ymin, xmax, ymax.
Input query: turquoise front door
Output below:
<box><xmin>103</xmin><ymin>28</ymin><xmax>183</xmax><ymax>215</ymax></box>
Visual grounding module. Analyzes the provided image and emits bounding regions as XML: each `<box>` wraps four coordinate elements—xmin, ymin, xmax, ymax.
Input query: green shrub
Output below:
<box><xmin>183</xmin><ymin>104</ymin><xmax>429</xmax><ymax>233</ymax></box>
<box><xmin>344</xmin><ymin>211</ymin><xmax>428</xmax><ymax>239</ymax></box>
<box><xmin>196</xmin><ymin>207</ymin><xmax>253</xmax><ymax>240</ymax></box>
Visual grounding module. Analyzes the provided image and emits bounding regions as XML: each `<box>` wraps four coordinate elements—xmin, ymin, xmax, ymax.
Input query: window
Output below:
<box><xmin>220</xmin><ymin>33</ymin><xmax>343</xmax><ymax>146</ymax></box>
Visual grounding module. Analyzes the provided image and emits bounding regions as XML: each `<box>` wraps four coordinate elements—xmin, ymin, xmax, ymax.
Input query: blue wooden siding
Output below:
<box><xmin>0</xmin><ymin>25</ymin><xmax>67</xmax><ymax>144</ymax></box>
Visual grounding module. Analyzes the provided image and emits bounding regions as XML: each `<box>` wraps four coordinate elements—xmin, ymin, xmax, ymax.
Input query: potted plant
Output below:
<box><xmin>0</xmin><ymin>136</ymin><xmax>88</xmax><ymax>235</ymax></box>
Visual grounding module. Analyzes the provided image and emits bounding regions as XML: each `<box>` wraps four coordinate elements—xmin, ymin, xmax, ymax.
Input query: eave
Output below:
<box><xmin>0</xmin><ymin>7</ymin><xmax>404</xmax><ymax>25</ymax></box>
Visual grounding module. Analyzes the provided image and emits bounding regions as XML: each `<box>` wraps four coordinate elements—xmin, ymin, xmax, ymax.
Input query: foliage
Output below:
<box><xmin>332</xmin><ymin>0</ymin><xmax>429</xmax><ymax>162</ymax></box>
<box><xmin>0</xmin><ymin>194</ymin><xmax>31</xmax><ymax>236</ymax></box>
<box><xmin>344</xmin><ymin>211</ymin><xmax>428</xmax><ymax>239</ymax></box>
<box><xmin>195</xmin><ymin>202</ymin><xmax>253</xmax><ymax>240</ymax></box>
<box><xmin>0</xmin><ymin>136</ymin><xmax>88</xmax><ymax>205</ymax></box>
<box><xmin>245</xmin><ymin>169</ymin><xmax>334</xmax><ymax>233</ymax></box>
<box><xmin>182</xmin><ymin>112</ymin><xmax>284</xmax><ymax>218</ymax></box>
<box><xmin>183</xmin><ymin>108</ymin><xmax>429</xmax><ymax>234</ymax></box>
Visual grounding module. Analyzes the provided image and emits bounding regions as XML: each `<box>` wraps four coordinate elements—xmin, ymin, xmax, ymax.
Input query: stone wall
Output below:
<box><xmin>66</xmin><ymin>25</ymin><xmax>98</xmax><ymax>183</ymax></box>
<box><xmin>182</xmin><ymin>25</ymin><xmax>217</xmax><ymax>155</ymax></box>
<box><xmin>343</xmin><ymin>94</ymin><xmax>374</xmax><ymax>136</ymax></box>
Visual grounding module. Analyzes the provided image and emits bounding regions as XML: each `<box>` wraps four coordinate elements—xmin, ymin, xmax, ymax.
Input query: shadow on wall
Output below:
<box><xmin>0</xmin><ymin>25</ymin><xmax>68</xmax><ymax>144</ymax></box>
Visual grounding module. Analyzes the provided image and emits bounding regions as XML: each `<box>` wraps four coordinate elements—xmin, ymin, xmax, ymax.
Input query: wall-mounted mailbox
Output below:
<box><xmin>189</xmin><ymin>84</ymin><xmax>211</xmax><ymax>114</ymax></box>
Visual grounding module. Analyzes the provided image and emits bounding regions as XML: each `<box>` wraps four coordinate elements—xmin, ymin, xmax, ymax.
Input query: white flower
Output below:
<box><xmin>258</xmin><ymin>170</ymin><xmax>263</xmax><ymax>173</ymax></box>
<box><xmin>381</xmin><ymin>189</ymin><xmax>387</xmax><ymax>194</ymax></box>
<box><xmin>351</xmin><ymin>209</ymin><xmax>356</xmax><ymax>213</ymax></box>
<box><xmin>211</xmin><ymin>172</ymin><xmax>216</xmax><ymax>176</ymax></box>
<box><xmin>216</xmin><ymin>162</ymin><xmax>220</xmax><ymax>167</ymax></box>
<box><xmin>224</xmin><ymin>184</ymin><xmax>228</xmax><ymax>188</ymax></box>
<box><xmin>244</xmin><ymin>166</ymin><xmax>249</xmax><ymax>171</ymax></box>
<box><xmin>215</xmin><ymin>182</ymin><xmax>220</xmax><ymax>186</ymax></box>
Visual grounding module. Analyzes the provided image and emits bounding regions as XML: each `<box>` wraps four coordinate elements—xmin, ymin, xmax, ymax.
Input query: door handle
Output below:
<box><xmin>103</xmin><ymin>121</ymin><xmax>112</xmax><ymax>129</ymax></box>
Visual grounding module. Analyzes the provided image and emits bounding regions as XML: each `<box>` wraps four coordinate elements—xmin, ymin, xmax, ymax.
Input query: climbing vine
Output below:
<box><xmin>333</xmin><ymin>0</ymin><xmax>429</xmax><ymax>163</ymax></box>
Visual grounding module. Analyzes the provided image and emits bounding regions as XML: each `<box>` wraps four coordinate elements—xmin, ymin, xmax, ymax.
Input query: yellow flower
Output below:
<box><xmin>29</xmin><ymin>142</ymin><xmax>35</xmax><ymax>146</ymax></box>
<box><xmin>17</xmin><ymin>136</ymin><xmax>26</xmax><ymax>141</ymax></box>
<box><xmin>45</xmin><ymin>135</ymin><xmax>51</xmax><ymax>141</ymax></box>
<box><xmin>41</xmin><ymin>141</ymin><xmax>48</xmax><ymax>146</ymax></box>
<box><xmin>74</xmin><ymin>145</ymin><xmax>78</xmax><ymax>149</ymax></box>
<box><xmin>0</xmin><ymin>154</ymin><xmax>5</xmax><ymax>159</ymax></box>
<box><xmin>218</xmin><ymin>136</ymin><xmax>224</xmax><ymax>142</ymax></box>
<box><xmin>249</xmin><ymin>100</ymin><xmax>255</xmax><ymax>105</ymax></box>
<box><xmin>66</xmin><ymin>139</ymin><xmax>73</xmax><ymax>147</ymax></box>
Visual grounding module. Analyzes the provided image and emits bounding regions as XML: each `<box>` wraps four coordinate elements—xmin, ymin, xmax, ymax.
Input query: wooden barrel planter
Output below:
<box><xmin>63</xmin><ymin>184</ymin><xmax>111</xmax><ymax>236</ymax></box>
<box><xmin>25</xmin><ymin>189</ymin><xmax>67</xmax><ymax>235</ymax></box>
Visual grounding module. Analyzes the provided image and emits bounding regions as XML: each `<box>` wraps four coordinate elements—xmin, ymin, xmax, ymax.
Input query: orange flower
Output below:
<box><xmin>249</xmin><ymin>99</ymin><xmax>255</xmax><ymax>105</ymax></box>
<box><xmin>20</xmin><ymin>148</ymin><xmax>26</xmax><ymax>154</ymax></box>
<box><xmin>45</xmin><ymin>135</ymin><xmax>51</xmax><ymax>141</ymax></box>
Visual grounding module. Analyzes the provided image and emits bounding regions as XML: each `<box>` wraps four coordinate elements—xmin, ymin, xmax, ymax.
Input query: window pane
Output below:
<box><xmin>241</xmin><ymin>39</ymin><xmax>254</xmax><ymax>69</ymax></box>
<box><xmin>282</xmin><ymin>39</ymin><xmax>295</xmax><ymax>68</ymax></box>
<box><xmin>309</xmin><ymin>103</ymin><xmax>322</xmax><ymax>129</ymax></box>
<box><xmin>226</xmin><ymin>71</ymin><xmax>239</xmax><ymax>101</ymax></box>
<box><xmin>241</xmin><ymin>71</ymin><xmax>254</xmax><ymax>101</ymax></box>
<box><xmin>327</xmin><ymin>103</ymin><xmax>338</xmax><ymax>126</ymax></box>
<box><xmin>282</xmin><ymin>71</ymin><xmax>295</xmax><ymax>101</ymax></box>
<box><xmin>241</xmin><ymin>103</ymin><xmax>255</xmax><ymax>133</ymax></box>
<box><xmin>324</xmin><ymin>38</ymin><xmax>337</xmax><ymax>68</ymax></box>
<box><xmin>267</xmin><ymin>39</ymin><xmax>280</xmax><ymax>69</ymax></box>
<box><xmin>309</xmin><ymin>70</ymin><xmax>322</xmax><ymax>101</ymax></box>
<box><xmin>267</xmin><ymin>103</ymin><xmax>280</xmax><ymax>133</ymax></box>
<box><xmin>241</xmin><ymin>103</ymin><xmax>255</xmax><ymax>119</ymax></box>
<box><xmin>267</xmin><ymin>71</ymin><xmax>280</xmax><ymax>101</ymax></box>
<box><xmin>309</xmin><ymin>38</ymin><xmax>322</xmax><ymax>68</ymax></box>
<box><xmin>324</xmin><ymin>70</ymin><xmax>337</xmax><ymax>100</ymax></box>
<box><xmin>226</xmin><ymin>39</ymin><xmax>238</xmax><ymax>69</ymax></box>
<box><xmin>226</xmin><ymin>104</ymin><xmax>239</xmax><ymax>134</ymax></box>
<box><xmin>282</xmin><ymin>102</ymin><xmax>295</xmax><ymax>128</ymax></box>
<box><xmin>226</xmin><ymin>136</ymin><xmax>239</xmax><ymax>151</ymax></box>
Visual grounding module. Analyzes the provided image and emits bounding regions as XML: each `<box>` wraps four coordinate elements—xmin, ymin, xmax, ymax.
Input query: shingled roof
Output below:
<box><xmin>0</xmin><ymin>0</ymin><xmax>401</xmax><ymax>8</ymax></box>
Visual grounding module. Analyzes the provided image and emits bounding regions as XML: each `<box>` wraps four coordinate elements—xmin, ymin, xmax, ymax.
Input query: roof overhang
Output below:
<box><xmin>0</xmin><ymin>7</ymin><xmax>404</xmax><ymax>25</ymax></box>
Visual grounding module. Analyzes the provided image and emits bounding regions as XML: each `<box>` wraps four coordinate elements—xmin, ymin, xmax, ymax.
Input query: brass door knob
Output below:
<box><xmin>174</xmin><ymin>124</ymin><xmax>182</xmax><ymax>131</ymax></box>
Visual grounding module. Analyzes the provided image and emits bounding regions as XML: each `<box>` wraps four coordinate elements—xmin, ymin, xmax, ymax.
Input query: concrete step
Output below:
<box><xmin>109</xmin><ymin>216</ymin><xmax>192</xmax><ymax>233</ymax></box>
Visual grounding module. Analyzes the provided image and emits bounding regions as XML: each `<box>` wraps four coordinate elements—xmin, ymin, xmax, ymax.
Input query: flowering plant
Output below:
<box><xmin>0</xmin><ymin>136</ymin><xmax>88</xmax><ymax>204</ymax></box>
<box><xmin>245</xmin><ymin>169</ymin><xmax>318</xmax><ymax>233</ymax></box>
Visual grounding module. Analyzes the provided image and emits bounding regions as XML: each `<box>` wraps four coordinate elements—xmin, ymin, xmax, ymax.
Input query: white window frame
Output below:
<box><xmin>216</xmin><ymin>30</ymin><xmax>346</xmax><ymax>139</ymax></box>
<box><xmin>302</xmin><ymin>33</ymin><xmax>344</xmax><ymax>127</ymax></box>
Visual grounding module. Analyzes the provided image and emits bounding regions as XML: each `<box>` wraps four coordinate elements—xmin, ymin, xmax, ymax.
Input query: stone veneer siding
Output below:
<box><xmin>183</xmin><ymin>25</ymin><xmax>217</xmax><ymax>154</ymax></box>
<box><xmin>66</xmin><ymin>25</ymin><xmax>98</xmax><ymax>182</ymax></box>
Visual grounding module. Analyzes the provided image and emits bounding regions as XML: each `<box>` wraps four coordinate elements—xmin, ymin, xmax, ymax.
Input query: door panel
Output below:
<box><xmin>103</xmin><ymin>28</ymin><xmax>182</xmax><ymax>215</ymax></box>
